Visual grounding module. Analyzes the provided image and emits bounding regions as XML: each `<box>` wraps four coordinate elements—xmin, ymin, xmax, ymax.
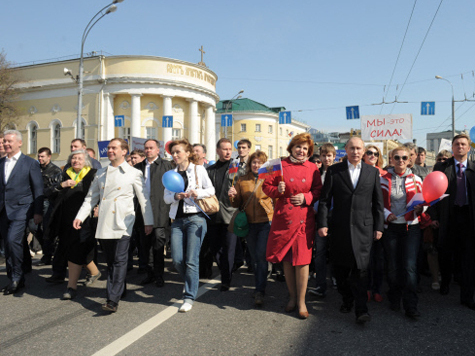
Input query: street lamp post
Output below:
<box><xmin>224</xmin><ymin>90</ymin><xmax>244</xmax><ymax>139</ymax></box>
<box><xmin>74</xmin><ymin>0</ymin><xmax>123</xmax><ymax>139</ymax></box>
<box><xmin>435</xmin><ymin>75</ymin><xmax>455</xmax><ymax>139</ymax></box>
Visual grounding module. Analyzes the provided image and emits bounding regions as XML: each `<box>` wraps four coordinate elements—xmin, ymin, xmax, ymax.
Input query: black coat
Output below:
<box><xmin>428</xmin><ymin>157</ymin><xmax>475</xmax><ymax>247</ymax></box>
<box><xmin>134</xmin><ymin>158</ymin><xmax>173</xmax><ymax>228</ymax></box>
<box><xmin>317</xmin><ymin>161</ymin><xmax>384</xmax><ymax>269</ymax></box>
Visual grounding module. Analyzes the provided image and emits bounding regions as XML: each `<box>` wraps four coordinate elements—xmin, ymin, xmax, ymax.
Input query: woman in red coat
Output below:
<box><xmin>263</xmin><ymin>133</ymin><xmax>322</xmax><ymax>319</ymax></box>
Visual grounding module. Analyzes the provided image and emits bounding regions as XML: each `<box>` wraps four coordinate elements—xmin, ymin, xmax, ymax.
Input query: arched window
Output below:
<box><xmin>29</xmin><ymin>123</ymin><xmax>38</xmax><ymax>154</ymax></box>
<box><xmin>52</xmin><ymin>123</ymin><xmax>61</xmax><ymax>153</ymax></box>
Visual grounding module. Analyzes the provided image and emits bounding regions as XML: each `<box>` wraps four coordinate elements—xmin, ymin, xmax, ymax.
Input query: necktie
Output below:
<box><xmin>455</xmin><ymin>163</ymin><xmax>466</xmax><ymax>207</ymax></box>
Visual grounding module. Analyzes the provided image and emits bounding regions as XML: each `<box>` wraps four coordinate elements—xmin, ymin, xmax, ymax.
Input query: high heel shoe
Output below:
<box><xmin>285</xmin><ymin>301</ymin><xmax>296</xmax><ymax>313</ymax></box>
<box><xmin>298</xmin><ymin>310</ymin><xmax>309</xmax><ymax>319</ymax></box>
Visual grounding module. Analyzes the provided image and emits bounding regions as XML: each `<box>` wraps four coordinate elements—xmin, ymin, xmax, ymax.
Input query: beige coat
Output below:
<box><xmin>75</xmin><ymin>161</ymin><xmax>153</xmax><ymax>239</ymax></box>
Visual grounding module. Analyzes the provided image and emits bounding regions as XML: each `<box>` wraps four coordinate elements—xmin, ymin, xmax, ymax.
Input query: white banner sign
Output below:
<box><xmin>361</xmin><ymin>114</ymin><xmax>412</xmax><ymax>141</ymax></box>
<box><xmin>438</xmin><ymin>138</ymin><xmax>452</xmax><ymax>153</ymax></box>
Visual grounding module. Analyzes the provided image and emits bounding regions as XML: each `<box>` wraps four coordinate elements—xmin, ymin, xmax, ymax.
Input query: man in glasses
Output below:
<box><xmin>429</xmin><ymin>133</ymin><xmax>475</xmax><ymax>310</ymax></box>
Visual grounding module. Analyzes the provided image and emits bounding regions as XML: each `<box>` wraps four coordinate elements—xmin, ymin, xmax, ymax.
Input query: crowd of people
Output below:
<box><xmin>0</xmin><ymin>129</ymin><xmax>474</xmax><ymax>324</ymax></box>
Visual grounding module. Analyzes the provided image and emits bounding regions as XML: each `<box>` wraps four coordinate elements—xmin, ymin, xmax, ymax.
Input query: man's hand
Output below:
<box><xmin>374</xmin><ymin>231</ymin><xmax>383</xmax><ymax>240</ymax></box>
<box><xmin>33</xmin><ymin>214</ymin><xmax>43</xmax><ymax>225</ymax></box>
<box><xmin>318</xmin><ymin>227</ymin><xmax>328</xmax><ymax>237</ymax></box>
<box><xmin>278</xmin><ymin>181</ymin><xmax>285</xmax><ymax>194</ymax></box>
<box><xmin>228</xmin><ymin>186</ymin><xmax>237</xmax><ymax>198</ymax></box>
<box><xmin>73</xmin><ymin>219</ymin><xmax>82</xmax><ymax>230</ymax></box>
<box><xmin>431</xmin><ymin>220</ymin><xmax>439</xmax><ymax>228</ymax></box>
<box><xmin>145</xmin><ymin>225</ymin><xmax>153</xmax><ymax>235</ymax></box>
<box><xmin>93</xmin><ymin>206</ymin><xmax>99</xmax><ymax>218</ymax></box>
<box><xmin>387</xmin><ymin>214</ymin><xmax>397</xmax><ymax>222</ymax></box>
<box><xmin>290</xmin><ymin>193</ymin><xmax>305</xmax><ymax>206</ymax></box>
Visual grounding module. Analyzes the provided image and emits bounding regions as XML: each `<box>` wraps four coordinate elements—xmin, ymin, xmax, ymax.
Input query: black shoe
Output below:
<box><xmin>140</xmin><ymin>274</ymin><xmax>155</xmax><ymax>285</ymax></box>
<box><xmin>102</xmin><ymin>300</ymin><xmax>118</xmax><ymax>313</ymax></box>
<box><xmin>405</xmin><ymin>309</ymin><xmax>421</xmax><ymax>318</ymax></box>
<box><xmin>3</xmin><ymin>280</ymin><xmax>25</xmax><ymax>295</ymax></box>
<box><xmin>340</xmin><ymin>303</ymin><xmax>353</xmax><ymax>313</ymax></box>
<box><xmin>220</xmin><ymin>283</ymin><xmax>230</xmax><ymax>292</ymax></box>
<box><xmin>356</xmin><ymin>313</ymin><xmax>371</xmax><ymax>324</ymax></box>
<box><xmin>137</xmin><ymin>268</ymin><xmax>147</xmax><ymax>275</ymax></box>
<box><xmin>61</xmin><ymin>287</ymin><xmax>77</xmax><ymax>300</ymax></box>
<box><xmin>39</xmin><ymin>255</ymin><xmax>52</xmax><ymax>265</ymax></box>
<box><xmin>155</xmin><ymin>275</ymin><xmax>165</xmax><ymax>288</ymax></box>
<box><xmin>232</xmin><ymin>261</ymin><xmax>244</xmax><ymax>273</ymax></box>
<box><xmin>461</xmin><ymin>301</ymin><xmax>475</xmax><ymax>310</ymax></box>
<box><xmin>275</xmin><ymin>272</ymin><xmax>285</xmax><ymax>282</ymax></box>
<box><xmin>440</xmin><ymin>284</ymin><xmax>449</xmax><ymax>295</ymax></box>
<box><xmin>45</xmin><ymin>275</ymin><xmax>65</xmax><ymax>284</ymax></box>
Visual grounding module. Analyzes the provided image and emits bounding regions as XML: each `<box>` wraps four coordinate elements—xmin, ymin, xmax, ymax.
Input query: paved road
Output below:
<box><xmin>1</xmin><ymin>253</ymin><xmax>475</xmax><ymax>356</ymax></box>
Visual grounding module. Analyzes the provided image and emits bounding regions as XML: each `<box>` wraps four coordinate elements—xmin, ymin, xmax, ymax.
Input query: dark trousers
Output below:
<box><xmin>100</xmin><ymin>235</ymin><xmax>130</xmax><ymax>303</ymax></box>
<box><xmin>51</xmin><ymin>232</ymin><xmax>68</xmax><ymax>278</ymax></box>
<box><xmin>140</xmin><ymin>227</ymin><xmax>167</xmax><ymax>277</ymax></box>
<box><xmin>333</xmin><ymin>263</ymin><xmax>369</xmax><ymax>316</ymax></box>
<box><xmin>34</xmin><ymin>200</ymin><xmax>53</xmax><ymax>257</ymax></box>
<box><xmin>0</xmin><ymin>210</ymin><xmax>27</xmax><ymax>282</ymax></box>
<box><xmin>382</xmin><ymin>224</ymin><xmax>420</xmax><ymax>311</ymax></box>
<box><xmin>207</xmin><ymin>223</ymin><xmax>237</xmax><ymax>285</ymax></box>
<box><xmin>368</xmin><ymin>239</ymin><xmax>384</xmax><ymax>294</ymax></box>
<box><xmin>439</xmin><ymin>210</ymin><xmax>464</xmax><ymax>289</ymax></box>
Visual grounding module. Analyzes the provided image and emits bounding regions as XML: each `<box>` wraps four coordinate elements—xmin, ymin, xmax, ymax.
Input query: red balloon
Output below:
<box><xmin>422</xmin><ymin>171</ymin><xmax>448</xmax><ymax>203</ymax></box>
<box><xmin>165</xmin><ymin>141</ymin><xmax>172</xmax><ymax>155</ymax></box>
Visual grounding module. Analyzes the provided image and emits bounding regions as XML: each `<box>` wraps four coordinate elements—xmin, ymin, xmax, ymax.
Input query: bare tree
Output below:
<box><xmin>0</xmin><ymin>51</ymin><xmax>21</xmax><ymax>131</ymax></box>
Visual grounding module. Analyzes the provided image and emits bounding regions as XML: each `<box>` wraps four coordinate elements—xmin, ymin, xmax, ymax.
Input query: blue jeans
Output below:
<box><xmin>314</xmin><ymin>231</ymin><xmax>328</xmax><ymax>292</ymax></box>
<box><xmin>246</xmin><ymin>222</ymin><xmax>271</xmax><ymax>293</ymax></box>
<box><xmin>382</xmin><ymin>223</ymin><xmax>421</xmax><ymax>311</ymax></box>
<box><xmin>171</xmin><ymin>214</ymin><xmax>207</xmax><ymax>303</ymax></box>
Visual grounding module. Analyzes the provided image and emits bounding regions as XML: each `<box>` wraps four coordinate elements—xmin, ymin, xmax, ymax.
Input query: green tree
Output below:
<box><xmin>0</xmin><ymin>51</ymin><xmax>20</xmax><ymax>131</ymax></box>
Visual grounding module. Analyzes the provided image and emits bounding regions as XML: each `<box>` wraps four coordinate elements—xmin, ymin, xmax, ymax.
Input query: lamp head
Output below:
<box><xmin>113</xmin><ymin>0</ymin><xmax>124</xmax><ymax>3</ymax></box>
<box><xmin>64</xmin><ymin>68</ymin><xmax>72</xmax><ymax>77</ymax></box>
<box><xmin>435</xmin><ymin>75</ymin><xmax>443</xmax><ymax>79</ymax></box>
<box><xmin>106</xmin><ymin>5</ymin><xmax>117</xmax><ymax>14</ymax></box>
<box><xmin>238</xmin><ymin>90</ymin><xmax>244</xmax><ymax>94</ymax></box>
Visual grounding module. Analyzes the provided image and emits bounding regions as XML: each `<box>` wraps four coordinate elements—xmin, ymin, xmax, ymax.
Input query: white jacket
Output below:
<box><xmin>75</xmin><ymin>161</ymin><xmax>154</xmax><ymax>239</ymax></box>
<box><xmin>164</xmin><ymin>163</ymin><xmax>215</xmax><ymax>219</ymax></box>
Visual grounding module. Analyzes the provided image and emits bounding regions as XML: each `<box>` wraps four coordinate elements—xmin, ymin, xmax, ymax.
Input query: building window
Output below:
<box><xmin>255</xmin><ymin>124</ymin><xmax>261</xmax><ymax>132</ymax></box>
<box><xmin>268</xmin><ymin>145</ymin><xmax>273</xmax><ymax>159</ymax></box>
<box><xmin>286</xmin><ymin>129</ymin><xmax>289</xmax><ymax>137</ymax></box>
<box><xmin>146</xmin><ymin>127</ymin><xmax>157</xmax><ymax>139</ymax></box>
<box><xmin>268</xmin><ymin>125</ymin><xmax>273</xmax><ymax>134</ymax></box>
<box><xmin>30</xmin><ymin>123</ymin><xmax>38</xmax><ymax>154</ymax></box>
<box><xmin>75</xmin><ymin>118</ymin><xmax>86</xmax><ymax>140</ymax></box>
<box><xmin>172</xmin><ymin>129</ymin><xmax>181</xmax><ymax>140</ymax></box>
<box><xmin>121</xmin><ymin>127</ymin><xmax>131</xmax><ymax>143</ymax></box>
<box><xmin>240</xmin><ymin>123</ymin><xmax>247</xmax><ymax>132</ymax></box>
<box><xmin>52</xmin><ymin>123</ymin><xmax>61</xmax><ymax>153</ymax></box>
<box><xmin>280</xmin><ymin>128</ymin><xmax>282</xmax><ymax>136</ymax></box>
<box><xmin>255</xmin><ymin>144</ymin><xmax>261</xmax><ymax>151</ymax></box>
<box><xmin>279</xmin><ymin>147</ymin><xmax>283</xmax><ymax>156</ymax></box>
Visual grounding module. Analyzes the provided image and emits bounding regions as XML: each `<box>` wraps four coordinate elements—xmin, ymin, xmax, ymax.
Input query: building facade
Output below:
<box><xmin>216</xmin><ymin>98</ymin><xmax>310</xmax><ymax>159</ymax></box>
<box><xmin>12</xmin><ymin>55</ymin><xmax>219</xmax><ymax>163</ymax></box>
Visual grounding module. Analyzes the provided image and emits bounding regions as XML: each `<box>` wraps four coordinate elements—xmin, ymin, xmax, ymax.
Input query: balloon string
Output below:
<box><xmin>180</xmin><ymin>192</ymin><xmax>211</xmax><ymax>219</ymax></box>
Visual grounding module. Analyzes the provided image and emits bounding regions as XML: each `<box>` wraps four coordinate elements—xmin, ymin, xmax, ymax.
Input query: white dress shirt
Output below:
<box><xmin>144</xmin><ymin>157</ymin><xmax>158</xmax><ymax>193</ymax></box>
<box><xmin>4</xmin><ymin>151</ymin><xmax>21</xmax><ymax>183</ymax></box>
<box><xmin>347</xmin><ymin>160</ymin><xmax>362</xmax><ymax>189</ymax></box>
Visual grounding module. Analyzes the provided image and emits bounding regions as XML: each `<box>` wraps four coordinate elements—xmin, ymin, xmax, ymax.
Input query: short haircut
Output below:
<box><xmin>246</xmin><ymin>151</ymin><xmax>267</xmax><ymax>174</ymax></box>
<box><xmin>110</xmin><ymin>138</ymin><xmax>129</xmax><ymax>152</ymax></box>
<box><xmin>169</xmin><ymin>139</ymin><xmax>198</xmax><ymax>164</ymax></box>
<box><xmin>86</xmin><ymin>147</ymin><xmax>95</xmax><ymax>156</ymax></box>
<box><xmin>67</xmin><ymin>149</ymin><xmax>92</xmax><ymax>168</ymax></box>
<box><xmin>287</xmin><ymin>133</ymin><xmax>314</xmax><ymax>157</ymax></box>
<box><xmin>392</xmin><ymin>145</ymin><xmax>411</xmax><ymax>157</ymax></box>
<box><xmin>437</xmin><ymin>149</ymin><xmax>452</xmax><ymax>159</ymax></box>
<box><xmin>319</xmin><ymin>143</ymin><xmax>336</xmax><ymax>156</ymax></box>
<box><xmin>71</xmin><ymin>138</ymin><xmax>86</xmax><ymax>147</ymax></box>
<box><xmin>144</xmin><ymin>139</ymin><xmax>159</xmax><ymax>147</ymax></box>
<box><xmin>417</xmin><ymin>147</ymin><xmax>426</xmax><ymax>155</ymax></box>
<box><xmin>308</xmin><ymin>154</ymin><xmax>321</xmax><ymax>164</ymax></box>
<box><xmin>38</xmin><ymin>147</ymin><xmax>52</xmax><ymax>156</ymax></box>
<box><xmin>4</xmin><ymin>130</ymin><xmax>22</xmax><ymax>142</ymax></box>
<box><xmin>345</xmin><ymin>137</ymin><xmax>364</xmax><ymax>149</ymax></box>
<box><xmin>403</xmin><ymin>142</ymin><xmax>417</xmax><ymax>153</ymax></box>
<box><xmin>216</xmin><ymin>138</ymin><xmax>231</xmax><ymax>149</ymax></box>
<box><xmin>238</xmin><ymin>139</ymin><xmax>251</xmax><ymax>149</ymax></box>
<box><xmin>364</xmin><ymin>144</ymin><xmax>383</xmax><ymax>168</ymax></box>
<box><xmin>452</xmin><ymin>133</ymin><xmax>471</xmax><ymax>145</ymax></box>
<box><xmin>193</xmin><ymin>143</ymin><xmax>207</xmax><ymax>154</ymax></box>
<box><xmin>130</xmin><ymin>149</ymin><xmax>146</xmax><ymax>157</ymax></box>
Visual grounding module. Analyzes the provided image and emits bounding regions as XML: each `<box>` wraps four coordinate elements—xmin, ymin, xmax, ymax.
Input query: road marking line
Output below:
<box><xmin>91</xmin><ymin>277</ymin><xmax>221</xmax><ymax>356</ymax></box>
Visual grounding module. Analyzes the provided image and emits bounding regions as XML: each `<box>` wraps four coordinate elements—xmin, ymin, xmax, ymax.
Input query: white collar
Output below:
<box><xmin>6</xmin><ymin>151</ymin><xmax>21</xmax><ymax>161</ymax></box>
<box><xmin>146</xmin><ymin>157</ymin><xmax>158</xmax><ymax>166</ymax></box>
<box><xmin>347</xmin><ymin>160</ymin><xmax>362</xmax><ymax>169</ymax></box>
<box><xmin>454</xmin><ymin>157</ymin><xmax>468</xmax><ymax>167</ymax></box>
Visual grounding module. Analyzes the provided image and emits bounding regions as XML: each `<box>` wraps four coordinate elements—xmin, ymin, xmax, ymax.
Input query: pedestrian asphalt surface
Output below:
<box><xmin>1</xmin><ymin>253</ymin><xmax>475</xmax><ymax>356</ymax></box>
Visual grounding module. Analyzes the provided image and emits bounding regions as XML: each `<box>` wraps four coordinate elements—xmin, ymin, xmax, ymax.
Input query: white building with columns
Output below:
<box><xmin>11</xmin><ymin>55</ymin><xmax>219</xmax><ymax>163</ymax></box>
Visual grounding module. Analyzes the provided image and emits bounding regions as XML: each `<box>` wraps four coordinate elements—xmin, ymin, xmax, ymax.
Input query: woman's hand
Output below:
<box><xmin>290</xmin><ymin>193</ymin><xmax>305</xmax><ymax>206</ymax></box>
<box><xmin>61</xmin><ymin>179</ymin><xmax>76</xmax><ymax>188</ymax></box>
<box><xmin>387</xmin><ymin>214</ymin><xmax>397</xmax><ymax>222</ymax></box>
<box><xmin>189</xmin><ymin>189</ymin><xmax>198</xmax><ymax>199</ymax></box>
<box><xmin>414</xmin><ymin>205</ymin><xmax>423</xmax><ymax>215</ymax></box>
<box><xmin>175</xmin><ymin>192</ymin><xmax>189</xmax><ymax>200</ymax></box>
<box><xmin>228</xmin><ymin>186</ymin><xmax>237</xmax><ymax>198</ymax></box>
<box><xmin>278</xmin><ymin>181</ymin><xmax>286</xmax><ymax>194</ymax></box>
<box><xmin>93</xmin><ymin>206</ymin><xmax>99</xmax><ymax>218</ymax></box>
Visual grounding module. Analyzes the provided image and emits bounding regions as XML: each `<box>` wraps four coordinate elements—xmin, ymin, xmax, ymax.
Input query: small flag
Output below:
<box><xmin>228</xmin><ymin>161</ymin><xmax>239</xmax><ymax>174</ymax></box>
<box><xmin>258</xmin><ymin>158</ymin><xmax>282</xmax><ymax>180</ymax></box>
<box><xmin>397</xmin><ymin>193</ymin><xmax>449</xmax><ymax>217</ymax></box>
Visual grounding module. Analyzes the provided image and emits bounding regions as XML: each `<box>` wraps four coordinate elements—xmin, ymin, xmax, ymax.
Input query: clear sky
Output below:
<box><xmin>2</xmin><ymin>0</ymin><xmax>475</xmax><ymax>147</ymax></box>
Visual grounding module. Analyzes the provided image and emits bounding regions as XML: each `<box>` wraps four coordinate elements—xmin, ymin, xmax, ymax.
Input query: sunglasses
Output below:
<box><xmin>366</xmin><ymin>150</ymin><xmax>379</xmax><ymax>157</ymax></box>
<box><xmin>436</xmin><ymin>157</ymin><xmax>447</xmax><ymax>162</ymax></box>
<box><xmin>394</xmin><ymin>155</ymin><xmax>408</xmax><ymax>161</ymax></box>
<box><xmin>315</xmin><ymin>160</ymin><xmax>321</xmax><ymax>164</ymax></box>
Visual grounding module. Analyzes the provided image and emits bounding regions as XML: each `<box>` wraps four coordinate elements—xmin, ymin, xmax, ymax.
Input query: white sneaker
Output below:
<box><xmin>179</xmin><ymin>302</ymin><xmax>193</xmax><ymax>313</ymax></box>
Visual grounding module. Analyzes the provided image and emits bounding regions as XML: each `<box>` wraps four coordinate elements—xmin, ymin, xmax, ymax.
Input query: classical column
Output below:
<box><xmin>162</xmin><ymin>95</ymin><xmax>173</xmax><ymax>144</ymax></box>
<box><xmin>187</xmin><ymin>99</ymin><xmax>199</xmax><ymax>144</ymax></box>
<box><xmin>130</xmin><ymin>93</ymin><xmax>142</xmax><ymax>139</ymax></box>
<box><xmin>205</xmin><ymin>105</ymin><xmax>216</xmax><ymax>154</ymax></box>
<box><xmin>103</xmin><ymin>93</ymin><xmax>115</xmax><ymax>140</ymax></box>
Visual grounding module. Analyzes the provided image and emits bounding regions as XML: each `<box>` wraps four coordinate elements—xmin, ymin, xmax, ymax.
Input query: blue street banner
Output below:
<box><xmin>162</xmin><ymin>115</ymin><xmax>173</xmax><ymax>128</ymax></box>
<box><xmin>97</xmin><ymin>140</ymin><xmax>110</xmax><ymax>158</ymax></box>
<box><xmin>346</xmin><ymin>106</ymin><xmax>360</xmax><ymax>120</ymax></box>
<box><xmin>334</xmin><ymin>149</ymin><xmax>346</xmax><ymax>162</ymax></box>
<box><xmin>279</xmin><ymin>111</ymin><xmax>291</xmax><ymax>124</ymax></box>
<box><xmin>114</xmin><ymin>115</ymin><xmax>125</xmax><ymax>127</ymax></box>
<box><xmin>421</xmin><ymin>102</ymin><xmax>435</xmax><ymax>115</ymax></box>
<box><xmin>221</xmin><ymin>114</ymin><xmax>233</xmax><ymax>127</ymax></box>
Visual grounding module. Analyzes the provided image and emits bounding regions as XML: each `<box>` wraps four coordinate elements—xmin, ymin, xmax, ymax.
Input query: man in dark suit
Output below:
<box><xmin>429</xmin><ymin>133</ymin><xmax>475</xmax><ymax>309</ymax></box>
<box><xmin>0</xmin><ymin>130</ymin><xmax>44</xmax><ymax>295</ymax></box>
<box><xmin>317</xmin><ymin>137</ymin><xmax>384</xmax><ymax>324</ymax></box>
<box><xmin>134</xmin><ymin>139</ymin><xmax>172</xmax><ymax>287</ymax></box>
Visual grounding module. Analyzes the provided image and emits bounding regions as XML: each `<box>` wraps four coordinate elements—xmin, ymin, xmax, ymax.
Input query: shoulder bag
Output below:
<box><xmin>228</xmin><ymin>180</ymin><xmax>261</xmax><ymax>237</ymax></box>
<box><xmin>194</xmin><ymin>165</ymin><xmax>220</xmax><ymax>214</ymax></box>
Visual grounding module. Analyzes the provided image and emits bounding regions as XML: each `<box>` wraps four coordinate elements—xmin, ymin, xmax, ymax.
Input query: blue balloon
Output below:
<box><xmin>208</xmin><ymin>160</ymin><xmax>216</xmax><ymax>166</ymax></box>
<box><xmin>470</xmin><ymin>126</ymin><xmax>475</xmax><ymax>143</ymax></box>
<box><xmin>162</xmin><ymin>170</ymin><xmax>185</xmax><ymax>193</ymax></box>
<box><xmin>234</xmin><ymin>140</ymin><xmax>240</xmax><ymax>149</ymax></box>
